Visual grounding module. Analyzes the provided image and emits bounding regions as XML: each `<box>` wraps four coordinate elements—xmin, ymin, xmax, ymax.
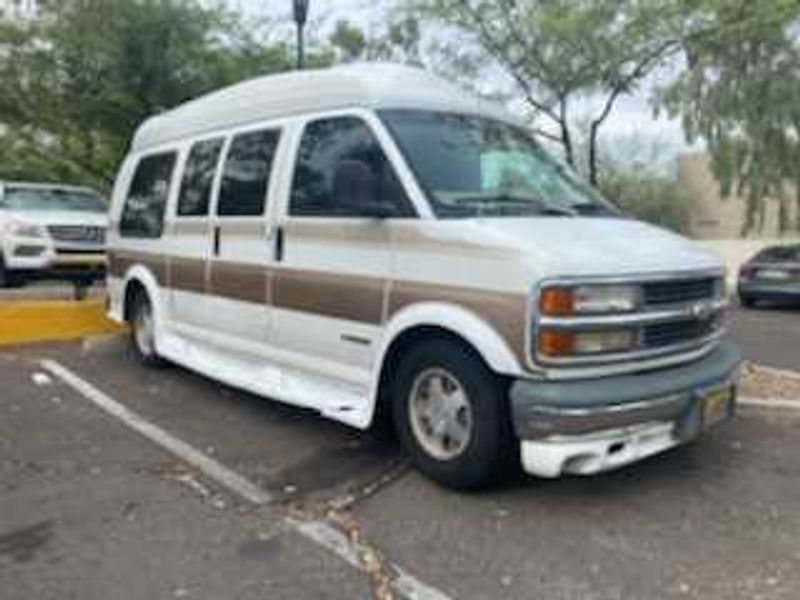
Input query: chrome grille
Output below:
<box><xmin>47</xmin><ymin>225</ymin><xmax>106</xmax><ymax>244</ymax></box>
<box><xmin>643</xmin><ymin>277</ymin><xmax>717</xmax><ymax>305</ymax></box>
<box><xmin>643</xmin><ymin>318</ymin><xmax>718</xmax><ymax>349</ymax></box>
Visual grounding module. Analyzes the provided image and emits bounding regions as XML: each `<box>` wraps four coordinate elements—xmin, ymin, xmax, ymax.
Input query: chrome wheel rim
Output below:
<box><xmin>134</xmin><ymin>302</ymin><xmax>155</xmax><ymax>357</ymax></box>
<box><xmin>408</xmin><ymin>367</ymin><xmax>473</xmax><ymax>461</ymax></box>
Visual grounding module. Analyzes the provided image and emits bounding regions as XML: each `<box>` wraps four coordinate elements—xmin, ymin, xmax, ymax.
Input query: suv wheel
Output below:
<box><xmin>129</xmin><ymin>291</ymin><xmax>166</xmax><ymax>367</ymax></box>
<box><xmin>392</xmin><ymin>338</ymin><xmax>515</xmax><ymax>490</ymax></box>
<box><xmin>0</xmin><ymin>255</ymin><xmax>24</xmax><ymax>289</ymax></box>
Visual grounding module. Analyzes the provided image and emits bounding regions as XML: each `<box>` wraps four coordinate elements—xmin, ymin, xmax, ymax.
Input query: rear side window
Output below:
<box><xmin>290</xmin><ymin>117</ymin><xmax>414</xmax><ymax>218</ymax></box>
<box><xmin>177</xmin><ymin>138</ymin><xmax>223</xmax><ymax>217</ymax></box>
<box><xmin>218</xmin><ymin>129</ymin><xmax>280</xmax><ymax>217</ymax></box>
<box><xmin>120</xmin><ymin>152</ymin><xmax>176</xmax><ymax>238</ymax></box>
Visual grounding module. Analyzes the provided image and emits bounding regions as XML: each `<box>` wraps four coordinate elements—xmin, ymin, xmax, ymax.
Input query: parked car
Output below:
<box><xmin>0</xmin><ymin>182</ymin><xmax>108</xmax><ymax>291</ymax></box>
<box><xmin>738</xmin><ymin>244</ymin><xmax>800</xmax><ymax>307</ymax></box>
<box><xmin>106</xmin><ymin>64</ymin><xmax>741</xmax><ymax>489</ymax></box>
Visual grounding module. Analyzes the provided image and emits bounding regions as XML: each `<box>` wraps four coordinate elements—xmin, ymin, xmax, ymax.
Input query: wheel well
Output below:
<box><xmin>123</xmin><ymin>279</ymin><xmax>147</xmax><ymax>322</ymax></box>
<box><xmin>373</xmin><ymin>325</ymin><xmax>497</xmax><ymax>428</ymax></box>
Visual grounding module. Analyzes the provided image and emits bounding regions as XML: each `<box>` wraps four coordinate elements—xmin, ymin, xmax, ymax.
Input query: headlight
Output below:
<box><xmin>4</xmin><ymin>220</ymin><xmax>46</xmax><ymax>238</ymax></box>
<box><xmin>538</xmin><ymin>328</ymin><xmax>639</xmax><ymax>358</ymax></box>
<box><xmin>539</xmin><ymin>284</ymin><xmax>640</xmax><ymax>316</ymax></box>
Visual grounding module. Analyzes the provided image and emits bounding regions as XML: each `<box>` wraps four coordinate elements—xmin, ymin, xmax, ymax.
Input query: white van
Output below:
<box><xmin>106</xmin><ymin>65</ymin><xmax>740</xmax><ymax>489</ymax></box>
<box><xmin>0</xmin><ymin>182</ymin><xmax>107</xmax><ymax>290</ymax></box>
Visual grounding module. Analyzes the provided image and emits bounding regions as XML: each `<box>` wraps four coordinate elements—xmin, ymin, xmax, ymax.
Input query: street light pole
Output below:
<box><xmin>293</xmin><ymin>0</ymin><xmax>310</xmax><ymax>70</ymax></box>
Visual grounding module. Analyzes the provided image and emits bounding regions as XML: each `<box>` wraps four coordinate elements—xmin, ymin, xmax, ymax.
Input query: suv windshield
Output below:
<box><xmin>754</xmin><ymin>245</ymin><xmax>800</xmax><ymax>262</ymax></box>
<box><xmin>380</xmin><ymin>110</ymin><xmax>619</xmax><ymax>219</ymax></box>
<box><xmin>3</xmin><ymin>186</ymin><xmax>107</xmax><ymax>213</ymax></box>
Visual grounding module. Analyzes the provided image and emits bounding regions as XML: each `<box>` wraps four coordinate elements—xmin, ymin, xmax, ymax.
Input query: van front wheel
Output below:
<box><xmin>129</xmin><ymin>291</ymin><xmax>166</xmax><ymax>368</ymax></box>
<box><xmin>392</xmin><ymin>338</ymin><xmax>515</xmax><ymax>490</ymax></box>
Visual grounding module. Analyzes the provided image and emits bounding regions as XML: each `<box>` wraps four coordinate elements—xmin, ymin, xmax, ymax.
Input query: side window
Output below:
<box><xmin>218</xmin><ymin>129</ymin><xmax>280</xmax><ymax>217</ymax></box>
<box><xmin>290</xmin><ymin>117</ymin><xmax>414</xmax><ymax>218</ymax></box>
<box><xmin>120</xmin><ymin>152</ymin><xmax>176</xmax><ymax>238</ymax></box>
<box><xmin>177</xmin><ymin>138</ymin><xmax>223</xmax><ymax>217</ymax></box>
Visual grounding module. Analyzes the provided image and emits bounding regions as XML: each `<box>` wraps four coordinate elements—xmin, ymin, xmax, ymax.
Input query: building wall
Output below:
<box><xmin>679</xmin><ymin>152</ymin><xmax>799</xmax><ymax>240</ymax></box>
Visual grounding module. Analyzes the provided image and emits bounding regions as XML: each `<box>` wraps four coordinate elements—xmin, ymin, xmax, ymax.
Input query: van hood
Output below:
<box><xmin>4</xmin><ymin>209</ymin><xmax>108</xmax><ymax>228</ymax></box>
<box><xmin>471</xmin><ymin>217</ymin><xmax>722</xmax><ymax>278</ymax></box>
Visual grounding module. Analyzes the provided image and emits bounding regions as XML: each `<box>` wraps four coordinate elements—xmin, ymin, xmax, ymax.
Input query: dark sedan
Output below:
<box><xmin>738</xmin><ymin>244</ymin><xmax>800</xmax><ymax>307</ymax></box>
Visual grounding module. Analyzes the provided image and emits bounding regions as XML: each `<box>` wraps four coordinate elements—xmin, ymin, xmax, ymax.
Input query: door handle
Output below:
<box><xmin>213</xmin><ymin>225</ymin><xmax>221</xmax><ymax>256</ymax></box>
<box><xmin>274</xmin><ymin>226</ymin><xmax>284</xmax><ymax>262</ymax></box>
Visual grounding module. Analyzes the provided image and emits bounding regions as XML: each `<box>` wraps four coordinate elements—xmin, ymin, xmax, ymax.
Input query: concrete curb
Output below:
<box><xmin>0</xmin><ymin>298</ymin><xmax>123</xmax><ymax>346</ymax></box>
<box><xmin>738</xmin><ymin>396</ymin><xmax>800</xmax><ymax>411</ymax></box>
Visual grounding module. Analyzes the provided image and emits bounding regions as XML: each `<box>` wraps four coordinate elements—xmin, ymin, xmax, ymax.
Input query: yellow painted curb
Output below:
<box><xmin>0</xmin><ymin>298</ymin><xmax>124</xmax><ymax>346</ymax></box>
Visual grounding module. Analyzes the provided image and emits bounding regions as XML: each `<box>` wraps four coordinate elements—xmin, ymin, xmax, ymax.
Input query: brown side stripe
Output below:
<box><xmin>107</xmin><ymin>250</ymin><xmax>167</xmax><ymax>285</ymax></box>
<box><xmin>389</xmin><ymin>281</ymin><xmax>529</xmax><ymax>367</ymax></box>
<box><xmin>112</xmin><ymin>249</ymin><xmax>530</xmax><ymax>368</ymax></box>
<box><xmin>272</xmin><ymin>268</ymin><xmax>385</xmax><ymax>325</ymax></box>
<box><xmin>210</xmin><ymin>261</ymin><xmax>268</xmax><ymax>305</ymax></box>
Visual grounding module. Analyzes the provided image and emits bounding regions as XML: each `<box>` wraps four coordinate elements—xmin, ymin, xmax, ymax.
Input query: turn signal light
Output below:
<box><xmin>539</xmin><ymin>287</ymin><xmax>574</xmax><ymax>316</ymax></box>
<box><xmin>538</xmin><ymin>330</ymin><xmax>575</xmax><ymax>357</ymax></box>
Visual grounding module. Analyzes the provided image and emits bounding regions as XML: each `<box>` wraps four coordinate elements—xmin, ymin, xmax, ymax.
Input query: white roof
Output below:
<box><xmin>131</xmin><ymin>63</ymin><xmax>517</xmax><ymax>152</ymax></box>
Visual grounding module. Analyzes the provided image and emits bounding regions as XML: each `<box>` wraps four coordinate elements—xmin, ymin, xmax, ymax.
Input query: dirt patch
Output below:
<box><xmin>740</xmin><ymin>362</ymin><xmax>800</xmax><ymax>401</ymax></box>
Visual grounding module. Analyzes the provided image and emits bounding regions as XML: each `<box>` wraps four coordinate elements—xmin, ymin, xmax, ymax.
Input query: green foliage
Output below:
<box><xmin>412</xmin><ymin>0</ymin><xmax>684</xmax><ymax>184</ymax></box>
<box><xmin>0</xmin><ymin>0</ymin><xmax>298</xmax><ymax>189</ymax></box>
<box><xmin>659</xmin><ymin>0</ymin><xmax>800</xmax><ymax>234</ymax></box>
<box><xmin>599</xmin><ymin>169</ymin><xmax>691</xmax><ymax>235</ymax></box>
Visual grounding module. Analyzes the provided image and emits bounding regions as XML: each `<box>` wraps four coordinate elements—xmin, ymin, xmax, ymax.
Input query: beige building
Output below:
<box><xmin>679</xmin><ymin>152</ymin><xmax>799</xmax><ymax>240</ymax></box>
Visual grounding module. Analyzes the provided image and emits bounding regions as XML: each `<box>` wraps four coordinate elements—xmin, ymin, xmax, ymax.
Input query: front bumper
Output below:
<box><xmin>739</xmin><ymin>280</ymin><xmax>800</xmax><ymax>301</ymax></box>
<box><xmin>511</xmin><ymin>340</ymin><xmax>741</xmax><ymax>477</ymax></box>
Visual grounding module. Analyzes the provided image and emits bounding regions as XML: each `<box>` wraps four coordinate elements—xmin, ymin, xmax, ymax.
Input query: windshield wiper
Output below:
<box><xmin>452</xmin><ymin>193</ymin><xmax>577</xmax><ymax>217</ymax></box>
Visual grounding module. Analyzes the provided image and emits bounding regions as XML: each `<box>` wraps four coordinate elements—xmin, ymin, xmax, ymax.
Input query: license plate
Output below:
<box><xmin>757</xmin><ymin>268</ymin><xmax>790</xmax><ymax>280</ymax></box>
<box><xmin>703</xmin><ymin>387</ymin><xmax>734</xmax><ymax>428</ymax></box>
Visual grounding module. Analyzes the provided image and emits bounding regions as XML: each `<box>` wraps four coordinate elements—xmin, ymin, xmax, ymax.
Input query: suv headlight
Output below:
<box><xmin>3</xmin><ymin>219</ymin><xmax>46</xmax><ymax>238</ymax></box>
<box><xmin>539</xmin><ymin>284</ymin><xmax>640</xmax><ymax>316</ymax></box>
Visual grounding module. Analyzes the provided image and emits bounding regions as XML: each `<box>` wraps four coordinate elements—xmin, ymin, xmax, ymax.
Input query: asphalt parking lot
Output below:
<box><xmin>2</xmin><ymin>302</ymin><xmax>799</xmax><ymax>599</ymax></box>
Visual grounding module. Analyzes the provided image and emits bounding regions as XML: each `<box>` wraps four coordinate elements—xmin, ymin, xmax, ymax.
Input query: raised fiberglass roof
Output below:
<box><xmin>131</xmin><ymin>63</ymin><xmax>515</xmax><ymax>152</ymax></box>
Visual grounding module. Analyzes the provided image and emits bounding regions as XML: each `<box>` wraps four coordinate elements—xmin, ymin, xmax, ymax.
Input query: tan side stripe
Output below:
<box><xmin>210</xmin><ymin>261</ymin><xmax>268</xmax><ymax>305</ymax></box>
<box><xmin>107</xmin><ymin>250</ymin><xmax>167</xmax><ymax>285</ymax></box>
<box><xmin>389</xmin><ymin>281</ymin><xmax>529</xmax><ymax>367</ymax></box>
<box><xmin>114</xmin><ymin>249</ymin><xmax>530</xmax><ymax>368</ymax></box>
<box><xmin>170</xmin><ymin>256</ymin><xmax>207</xmax><ymax>294</ymax></box>
<box><xmin>272</xmin><ymin>268</ymin><xmax>385</xmax><ymax>324</ymax></box>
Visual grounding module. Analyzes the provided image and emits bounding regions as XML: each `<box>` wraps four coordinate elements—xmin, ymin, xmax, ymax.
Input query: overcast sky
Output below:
<box><xmin>224</xmin><ymin>0</ymin><xmax>691</xmax><ymax>166</ymax></box>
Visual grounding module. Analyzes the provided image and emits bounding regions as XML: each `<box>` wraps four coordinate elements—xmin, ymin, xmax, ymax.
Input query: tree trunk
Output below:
<box><xmin>588</xmin><ymin>121</ymin><xmax>600</xmax><ymax>186</ymax></box>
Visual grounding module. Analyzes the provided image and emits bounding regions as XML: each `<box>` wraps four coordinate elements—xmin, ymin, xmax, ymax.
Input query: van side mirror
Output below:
<box><xmin>333</xmin><ymin>159</ymin><xmax>396</xmax><ymax>219</ymax></box>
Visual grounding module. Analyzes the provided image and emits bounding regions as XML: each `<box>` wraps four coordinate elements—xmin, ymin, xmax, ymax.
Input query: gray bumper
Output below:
<box><xmin>739</xmin><ymin>281</ymin><xmax>800</xmax><ymax>299</ymax></box>
<box><xmin>511</xmin><ymin>340</ymin><xmax>742</xmax><ymax>440</ymax></box>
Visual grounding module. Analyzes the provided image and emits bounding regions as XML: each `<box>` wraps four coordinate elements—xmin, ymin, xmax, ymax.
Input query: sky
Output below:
<box><xmin>224</xmin><ymin>0</ymin><xmax>691</xmax><ymax>167</ymax></box>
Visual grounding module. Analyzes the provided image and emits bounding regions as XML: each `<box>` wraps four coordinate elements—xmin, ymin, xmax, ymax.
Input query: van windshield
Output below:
<box><xmin>3</xmin><ymin>186</ymin><xmax>107</xmax><ymax>213</ymax></box>
<box><xmin>380</xmin><ymin>110</ymin><xmax>619</xmax><ymax>219</ymax></box>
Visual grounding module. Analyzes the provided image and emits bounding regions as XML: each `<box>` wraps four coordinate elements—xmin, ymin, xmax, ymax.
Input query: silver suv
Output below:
<box><xmin>0</xmin><ymin>182</ymin><xmax>108</xmax><ymax>292</ymax></box>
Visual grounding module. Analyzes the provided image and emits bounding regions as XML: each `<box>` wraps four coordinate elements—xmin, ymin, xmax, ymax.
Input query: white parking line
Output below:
<box><xmin>40</xmin><ymin>359</ymin><xmax>272</xmax><ymax>505</ymax></box>
<box><xmin>39</xmin><ymin>358</ymin><xmax>453</xmax><ymax>600</ymax></box>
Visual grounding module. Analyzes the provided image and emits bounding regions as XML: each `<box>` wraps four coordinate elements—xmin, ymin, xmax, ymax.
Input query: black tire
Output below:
<box><xmin>0</xmin><ymin>255</ymin><xmax>25</xmax><ymax>289</ymax></box>
<box><xmin>391</xmin><ymin>337</ymin><xmax>516</xmax><ymax>490</ymax></box>
<box><xmin>739</xmin><ymin>294</ymin><xmax>756</xmax><ymax>308</ymax></box>
<box><xmin>129</xmin><ymin>290</ymin><xmax>167</xmax><ymax>368</ymax></box>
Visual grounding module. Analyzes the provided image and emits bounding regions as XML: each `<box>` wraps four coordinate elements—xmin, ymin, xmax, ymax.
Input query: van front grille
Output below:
<box><xmin>643</xmin><ymin>278</ymin><xmax>717</xmax><ymax>305</ymax></box>
<box><xmin>643</xmin><ymin>318</ymin><xmax>719</xmax><ymax>349</ymax></box>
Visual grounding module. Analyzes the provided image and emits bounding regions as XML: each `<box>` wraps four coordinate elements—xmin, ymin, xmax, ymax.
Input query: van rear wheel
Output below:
<box><xmin>391</xmin><ymin>338</ymin><xmax>515</xmax><ymax>490</ymax></box>
<box><xmin>129</xmin><ymin>291</ymin><xmax>166</xmax><ymax>368</ymax></box>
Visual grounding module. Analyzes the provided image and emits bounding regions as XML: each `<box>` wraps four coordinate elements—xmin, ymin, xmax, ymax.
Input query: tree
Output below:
<box><xmin>328</xmin><ymin>15</ymin><xmax>424</xmax><ymax>66</ymax></box>
<box><xmin>412</xmin><ymin>0</ymin><xmax>685</xmax><ymax>185</ymax></box>
<box><xmin>659</xmin><ymin>0</ymin><xmax>800</xmax><ymax>234</ymax></box>
<box><xmin>0</xmin><ymin>0</ymin><xmax>297</xmax><ymax>188</ymax></box>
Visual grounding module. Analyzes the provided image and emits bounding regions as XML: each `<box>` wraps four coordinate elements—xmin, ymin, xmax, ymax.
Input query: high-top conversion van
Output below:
<box><xmin>107</xmin><ymin>65</ymin><xmax>740</xmax><ymax>489</ymax></box>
